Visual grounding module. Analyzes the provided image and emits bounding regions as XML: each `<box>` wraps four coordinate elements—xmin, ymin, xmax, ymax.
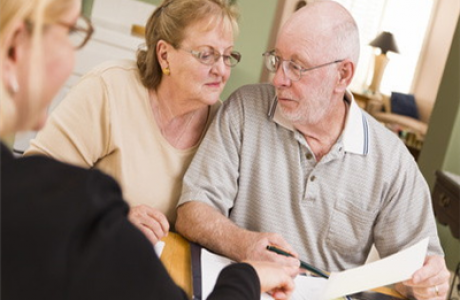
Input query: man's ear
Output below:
<box><xmin>335</xmin><ymin>60</ymin><xmax>354</xmax><ymax>93</ymax></box>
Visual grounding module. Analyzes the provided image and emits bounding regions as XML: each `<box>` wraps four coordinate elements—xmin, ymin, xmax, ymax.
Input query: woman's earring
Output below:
<box><xmin>8</xmin><ymin>74</ymin><xmax>19</xmax><ymax>95</ymax></box>
<box><xmin>162</xmin><ymin>67</ymin><xmax>170</xmax><ymax>76</ymax></box>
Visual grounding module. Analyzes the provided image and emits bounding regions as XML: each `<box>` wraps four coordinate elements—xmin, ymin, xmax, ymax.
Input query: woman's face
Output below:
<box><xmin>165</xmin><ymin>17</ymin><xmax>235</xmax><ymax>107</ymax></box>
<box><xmin>15</xmin><ymin>0</ymin><xmax>81</xmax><ymax>131</ymax></box>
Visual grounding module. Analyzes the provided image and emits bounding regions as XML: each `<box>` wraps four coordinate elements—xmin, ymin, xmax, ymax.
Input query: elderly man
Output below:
<box><xmin>175</xmin><ymin>1</ymin><xmax>450</xmax><ymax>299</ymax></box>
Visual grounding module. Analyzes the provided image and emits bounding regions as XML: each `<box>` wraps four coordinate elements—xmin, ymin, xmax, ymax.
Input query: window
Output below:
<box><xmin>334</xmin><ymin>0</ymin><xmax>434</xmax><ymax>95</ymax></box>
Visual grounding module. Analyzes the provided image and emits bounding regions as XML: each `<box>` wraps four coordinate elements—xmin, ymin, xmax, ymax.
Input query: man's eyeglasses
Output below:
<box><xmin>262</xmin><ymin>50</ymin><xmax>343</xmax><ymax>82</ymax></box>
<box><xmin>57</xmin><ymin>15</ymin><xmax>94</xmax><ymax>49</ymax></box>
<box><xmin>180</xmin><ymin>47</ymin><xmax>242</xmax><ymax>67</ymax></box>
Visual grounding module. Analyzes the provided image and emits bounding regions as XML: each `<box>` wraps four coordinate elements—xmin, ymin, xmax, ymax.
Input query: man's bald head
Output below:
<box><xmin>279</xmin><ymin>0</ymin><xmax>360</xmax><ymax>66</ymax></box>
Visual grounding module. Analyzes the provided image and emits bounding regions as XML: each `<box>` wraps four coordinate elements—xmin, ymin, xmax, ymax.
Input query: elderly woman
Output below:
<box><xmin>0</xmin><ymin>0</ymin><xmax>295</xmax><ymax>299</ymax></box>
<box><xmin>25</xmin><ymin>0</ymin><xmax>241</xmax><ymax>244</ymax></box>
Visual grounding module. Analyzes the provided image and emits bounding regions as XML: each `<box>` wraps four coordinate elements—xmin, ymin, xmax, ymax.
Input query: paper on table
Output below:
<box><xmin>324</xmin><ymin>237</ymin><xmax>429</xmax><ymax>299</ymax></box>
<box><xmin>201</xmin><ymin>248</ymin><xmax>329</xmax><ymax>300</ymax></box>
<box><xmin>154</xmin><ymin>240</ymin><xmax>165</xmax><ymax>257</ymax></box>
<box><xmin>201</xmin><ymin>248</ymin><xmax>233</xmax><ymax>298</ymax></box>
<box><xmin>201</xmin><ymin>237</ymin><xmax>428</xmax><ymax>300</ymax></box>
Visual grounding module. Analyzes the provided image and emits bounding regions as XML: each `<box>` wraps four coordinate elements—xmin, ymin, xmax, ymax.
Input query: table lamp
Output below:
<box><xmin>368</xmin><ymin>31</ymin><xmax>399</xmax><ymax>96</ymax></box>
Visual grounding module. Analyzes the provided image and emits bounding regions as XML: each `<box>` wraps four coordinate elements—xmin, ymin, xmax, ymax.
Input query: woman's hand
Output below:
<box><xmin>128</xmin><ymin>205</ymin><xmax>169</xmax><ymax>245</ymax></box>
<box><xmin>246</xmin><ymin>260</ymin><xmax>296</xmax><ymax>300</ymax></box>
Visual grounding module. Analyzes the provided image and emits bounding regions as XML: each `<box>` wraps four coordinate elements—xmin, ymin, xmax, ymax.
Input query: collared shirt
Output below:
<box><xmin>270</xmin><ymin>88</ymin><xmax>369</xmax><ymax>157</ymax></box>
<box><xmin>178</xmin><ymin>83</ymin><xmax>443</xmax><ymax>272</ymax></box>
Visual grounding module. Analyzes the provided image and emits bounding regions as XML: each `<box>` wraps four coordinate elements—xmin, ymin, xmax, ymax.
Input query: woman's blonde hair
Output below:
<box><xmin>0</xmin><ymin>0</ymin><xmax>73</xmax><ymax>136</ymax></box>
<box><xmin>137</xmin><ymin>0</ymin><xmax>239</xmax><ymax>90</ymax></box>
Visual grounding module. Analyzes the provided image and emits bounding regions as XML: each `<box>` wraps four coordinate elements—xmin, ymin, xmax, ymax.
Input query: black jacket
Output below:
<box><xmin>1</xmin><ymin>142</ymin><xmax>260</xmax><ymax>300</ymax></box>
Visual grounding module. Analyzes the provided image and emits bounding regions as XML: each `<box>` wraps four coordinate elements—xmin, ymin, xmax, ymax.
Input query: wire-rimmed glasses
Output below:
<box><xmin>263</xmin><ymin>50</ymin><xmax>343</xmax><ymax>82</ymax></box>
<box><xmin>25</xmin><ymin>15</ymin><xmax>94</xmax><ymax>50</ymax></box>
<box><xmin>180</xmin><ymin>47</ymin><xmax>242</xmax><ymax>67</ymax></box>
<box><xmin>57</xmin><ymin>15</ymin><xmax>94</xmax><ymax>49</ymax></box>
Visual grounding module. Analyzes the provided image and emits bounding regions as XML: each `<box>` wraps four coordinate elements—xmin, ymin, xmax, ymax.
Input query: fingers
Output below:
<box><xmin>403</xmin><ymin>281</ymin><xmax>450</xmax><ymax>300</ymax></box>
<box><xmin>246</xmin><ymin>260</ymin><xmax>295</xmax><ymax>298</ymax></box>
<box><xmin>242</xmin><ymin>232</ymin><xmax>301</xmax><ymax>278</ymax></box>
<box><xmin>270</xmin><ymin>277</ymin><xmax>296</xmax><ymax>300</ymax></box>
<box><xmin>400</xmin><ymin>255</ymin><xmax>451</xmax><ymax>300</ymax></box>
<box><xmin>128</xmin><ymin>205</ymin><xmax>170</xmax><ymax>245</ymax></box>
<box><xmin>409</xmin><ymin>284</ymin><xmax>448</xmax><ymax>300</ymax></box>
<box><xmin>404</xmin><ymin>256</ymin><xmax>450</xmax><ymax>287</ymax></box>
<box><xmin>267</xmin><ymin>253</ymin><xmax>301</xmax><ymax>277</ymax></box>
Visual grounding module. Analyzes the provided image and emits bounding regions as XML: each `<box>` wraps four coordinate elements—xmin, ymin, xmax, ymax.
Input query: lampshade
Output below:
<box><xmin>369</xmin><ymin>31</ymin><xmax>400</xmax><ymax>55</ymax></box>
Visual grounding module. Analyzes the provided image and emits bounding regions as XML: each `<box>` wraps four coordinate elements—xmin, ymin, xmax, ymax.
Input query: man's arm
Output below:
<box><xmin>176</xmin><ymin>201</ymin><xmax>300</xmax><ymax>272</ymax></box>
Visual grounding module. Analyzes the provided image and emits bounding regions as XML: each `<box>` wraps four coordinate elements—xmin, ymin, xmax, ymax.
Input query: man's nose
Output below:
<box><xmin>272</xmin><ymin>61</ymin><xmax>291</xmax><ymax>87</ymax></box>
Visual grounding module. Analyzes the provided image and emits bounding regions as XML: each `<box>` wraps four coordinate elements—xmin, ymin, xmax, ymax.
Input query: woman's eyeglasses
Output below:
<box><xmin>26</xmin><ymin>15</ymin><xmax>94</xmax><ymax>50</ymax></box>
<box><xmin>57</xmin><ymin>15</ymin><xmax>94</xmax><ymax>50</ymax></box>
<box><xmin>180</xmin><ymin>47</ymin><xmax>242</xmax><ymax>67</ymax></box>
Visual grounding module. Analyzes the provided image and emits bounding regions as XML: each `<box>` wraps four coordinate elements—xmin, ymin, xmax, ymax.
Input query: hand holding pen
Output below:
<box><xmin>240</xmin><ymin>232</ymin><xmax>301</xmax><ymax>277</ymax></box>
<box><xmin>266</xmin><ymin>245</ymin><xmax>329</xmax><ymax>279</ymax></box>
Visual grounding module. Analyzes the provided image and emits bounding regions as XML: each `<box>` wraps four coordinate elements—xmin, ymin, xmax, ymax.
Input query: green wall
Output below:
<box><xmin>221</xmin><ymin>1</ymin><xmax>277</xmax><ymax>100</ymax></box>
<box><xmin>418</xmin><ymin>16</ymin><xmax>460</xmax><ymax>271</ymax></box>
<box><xmin>82</xmin><ymin>0</ymin><xmax>277</xmax><ymax>100</ymax></box>
<box><xmin>82</xmin><ymin>0</ymin><xmax>93</xmax><ymax>17</ymax></box>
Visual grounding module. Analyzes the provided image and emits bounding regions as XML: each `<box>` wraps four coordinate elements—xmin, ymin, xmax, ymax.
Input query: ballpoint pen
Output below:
<box><xmin>266</xmin><ymin>245</ymin><xmax>329</xmax><ymax>279</ymax></box>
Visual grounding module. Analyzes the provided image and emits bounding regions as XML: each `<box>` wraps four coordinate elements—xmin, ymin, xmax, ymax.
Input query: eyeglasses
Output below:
<box><xmin>25</xmin><ymin>15</ymin><xmax>94</xmax><ymax>50</ymax></box>
<box><xmin>180</xmin><ymin>47</ymin><xmax>242</xmax><ymax>67</ymax></box>
<box><xmin>57</xmin><ymin>15</ymin><xmax>94</xmax><ymax>49</ymax></box>
<box><xmin>262</xmin><ymin>50</ymin><xmax>343</xmax><ymax>82</ymax></box>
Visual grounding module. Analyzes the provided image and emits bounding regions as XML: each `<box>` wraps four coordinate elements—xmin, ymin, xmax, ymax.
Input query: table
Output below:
<box><xmin>160</xmin><ymin>233</ymin><xmax>192</xmax><ymax>298</ymax></box>
<box><xmin>160</xmin><ymin>232</ymin><xmax>405</xmax><ymax>299</ymax></box>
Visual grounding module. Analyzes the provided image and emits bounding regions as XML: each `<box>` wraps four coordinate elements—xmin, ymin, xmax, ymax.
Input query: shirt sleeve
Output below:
<box><xmin>177</xmin><ymin>91</ymin><xmax>245</xmax><ymax>216</ymax></box>
<box><xmin>207</xmin><ymin>263</ymin><xmax>261</xmax><ymax>300</ymax></box>
<box><xmin>24</xmin><ymin>74</ymin><xmax>111</xmax><ymax>168</ymax></box>
<box><xmin>373</xmin><ymin>153</ymin><xmax>444</xmax><ymax>257</ymax></box>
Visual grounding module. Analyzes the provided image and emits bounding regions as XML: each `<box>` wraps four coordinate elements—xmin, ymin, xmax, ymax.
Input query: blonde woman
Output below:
<box><xmin>25</xmin><ymin>0</ymin><xmax>240</xmax><ymax>245</ymax></box>
<box><xmin>1</xmin><ymin>0</ymin><xmax>295</xmax><ymax>299</ymax></box>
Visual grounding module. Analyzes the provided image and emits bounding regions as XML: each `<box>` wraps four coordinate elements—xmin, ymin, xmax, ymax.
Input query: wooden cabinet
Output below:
<box><xmin>432</xmin><ymin>170</ymin><xmax>460</xmax><ymax>239</ymax></box>
<box><xmin>351</xmin><ymin>91</ymin><xmax>372</xmax><ymax>110</ymax></box>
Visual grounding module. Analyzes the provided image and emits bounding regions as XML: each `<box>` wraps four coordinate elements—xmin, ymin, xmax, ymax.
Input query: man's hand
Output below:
<box><xmin>395</xmin><ymin>255</ymin><xmax>450</xmax><ymax>300</ymax></box>
<box><xmin>128</xmin><ymin>205</ymin><xmax>169</xmax><ymax>245</ymax></box>
<box><xmin>245</xmin><ymin>260</ymin><xmax>297</xmax><ymax>300</ymax></box>
<box><xmin>241</xmin><ymin>232</ymin><xmax>301</xmax><ymax>277</ymax></box>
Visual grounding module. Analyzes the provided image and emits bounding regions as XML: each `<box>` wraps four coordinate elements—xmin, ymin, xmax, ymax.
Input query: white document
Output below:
<box><xmin>200</xmin><ymin>237</ymin><xmax>429</xmax><ymax>300</ymax></box>
<box><xmin>201</xmin><ymin>248</ymin><xmax>234</xmax><ymax>298</ymax></box>
<box><xmin>154</xmin><ymin>240</ymin><xmax>165</xmax><ymax>257</ymax></box>
<box><xmin>324</xmin><ymin>237</ymin><xmax>429</xmax><ymax>299</ymax></box>
<box><xmin>201</xmin><ymin>248</ymin><xmax>328</xmax><ymax>300</ymax></box>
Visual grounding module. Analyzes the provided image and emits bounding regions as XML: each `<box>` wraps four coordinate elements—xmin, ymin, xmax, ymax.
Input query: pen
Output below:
<box><xmin>266</xmin><ymin>245</ymin><xmax>329</xmax><ymax>279</ymax></box>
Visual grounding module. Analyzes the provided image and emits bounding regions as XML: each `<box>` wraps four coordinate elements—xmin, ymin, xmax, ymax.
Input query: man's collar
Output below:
<box><xmin>269</xmin><ymin>90</ymin><xmax>369</xmax><ymax>155</ymax></box>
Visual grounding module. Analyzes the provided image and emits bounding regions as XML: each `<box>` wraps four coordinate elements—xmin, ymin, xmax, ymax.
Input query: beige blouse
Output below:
<box><xmin>25</xmin><ymin>59</ymin><xmax>221</xmax><ymax>224</ymax></box>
